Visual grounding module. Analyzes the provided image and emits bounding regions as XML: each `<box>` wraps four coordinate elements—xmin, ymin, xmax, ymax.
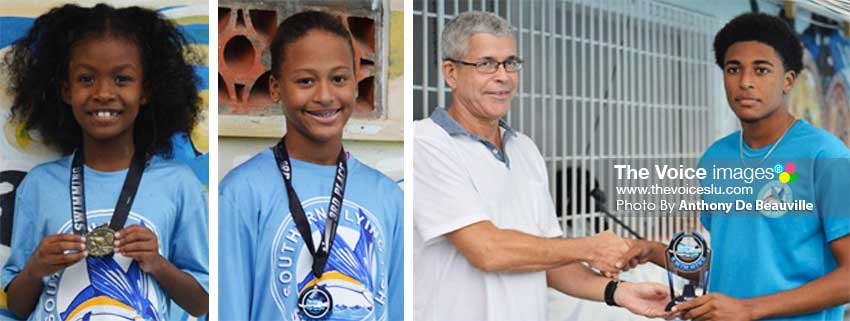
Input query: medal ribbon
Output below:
<box><xmin>70</xmin><ymin>148</ymin><xmax>147</xmax><ymax>235</ymax></box>
<box><xmin>273</xmin><ymin>137</ymin><xmax>347</xmax><ymax>279</ymax></box>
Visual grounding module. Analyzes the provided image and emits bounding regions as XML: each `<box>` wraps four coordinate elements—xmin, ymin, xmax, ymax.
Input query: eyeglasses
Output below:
<box><xmin>446</xmin><ymin>58</ymin><xmax>524</xmax><ymax>74</ymax></box>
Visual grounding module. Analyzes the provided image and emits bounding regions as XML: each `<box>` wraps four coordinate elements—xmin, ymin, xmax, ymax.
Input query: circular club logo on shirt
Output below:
<box><xmin>270</xmin><ymin>197</ymin><xmax>389</xmax><ymax>321</ymax></box>
<box><xmin>757</xmin><ymin>181</ymin><xmax>794</xmax><ymax>218</ymax></box>
<box><xmin>43</xmin><ymin>210</ymin><xmax>161</xmax><ymax>321</ymax></box>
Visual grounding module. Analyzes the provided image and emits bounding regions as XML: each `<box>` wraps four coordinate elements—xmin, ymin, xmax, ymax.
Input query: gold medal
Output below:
<box><xmin>86</xmin><ymin>224</ymin><xmax>115</xmax><ymax>257</ymax></box>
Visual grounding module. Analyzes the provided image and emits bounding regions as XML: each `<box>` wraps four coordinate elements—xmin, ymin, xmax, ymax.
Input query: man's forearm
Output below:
<box><xmin>546</xmin><ymin>263</ymin><xmax>609</xmax><ymax>301</ymax></box>
<box><xmin>447</xmin><ymin>221</ymin><xmax>592</xmax><ymax>273</ymax></box>
<box><xmin>746</xmin><ymin>267</ymin><xmax>850</xmax><ymax>320</ymax></box>
<box><xmin>467</xmin><ymin>229</ymin><xmax>593</xmax><ymax>272</ymax></box>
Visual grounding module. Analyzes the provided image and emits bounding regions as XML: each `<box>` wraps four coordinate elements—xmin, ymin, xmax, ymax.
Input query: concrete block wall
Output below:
<box><xmin>218</xmin><ymin>0</ymin><xmax>385</xmax><ymax>117</ymax></box>
<box><xmin>218</xmin><ymin>0</ymin><xmax>404</xmax><ymax>182</ymax></box>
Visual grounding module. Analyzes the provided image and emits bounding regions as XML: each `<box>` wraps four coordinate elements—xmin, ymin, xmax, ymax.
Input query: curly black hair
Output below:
<box><xmin>713</xmin><ymin>12</ymin><xmax>803</xmax><ymax>74</ymax></box>
<box><xmin>269</xmin><ymin>10</ymin><xmax>355</xmax><ymax>76</ymax></box>
<box><xmin>2</xmin><ymin>3</ymin><xmax>201</xmax><ymax>157</ymax></box>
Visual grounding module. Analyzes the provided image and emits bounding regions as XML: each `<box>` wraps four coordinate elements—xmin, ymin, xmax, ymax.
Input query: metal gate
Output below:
<box><xmin>413</xmin><ymin>0</ymin><xmax>720</xmax><ymax>241</ymax></box>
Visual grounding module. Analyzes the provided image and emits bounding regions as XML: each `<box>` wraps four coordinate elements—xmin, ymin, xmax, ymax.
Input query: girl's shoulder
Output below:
<box><xmin>144</xmin><ymin>155</ymin><xmax>204</xmax><ymax>186</ymax></box>
<box><xmin>15</xmin><ymin>155</ymin><xmax>73</xmax><ymax>201</ymax></box>
<box><xmin>221</xmin><ymin>148</ymin><xmax>274</xmax><ymax>185</ymax></box>
<box><xmin>24</xmin><ymin>154</ymin><xmax>74</xmax><ymax>181</ymax></box>
<box><xmin>346</xmin><ymin>155</ymin><xmax>402</xmax><ymax>197</ymax></box>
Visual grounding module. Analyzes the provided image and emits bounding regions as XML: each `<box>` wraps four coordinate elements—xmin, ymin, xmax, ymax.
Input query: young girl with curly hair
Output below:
<box><xmin>1</xmin><ymin>4</ymin><xmax>208</xmax><ymax>320</ymax></box>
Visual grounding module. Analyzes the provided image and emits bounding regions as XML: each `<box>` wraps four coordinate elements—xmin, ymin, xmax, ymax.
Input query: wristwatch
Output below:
<box><xmin>604</xmin><ymin>279</ymin><xmax>623</xmax><ymax>307</ymax></box>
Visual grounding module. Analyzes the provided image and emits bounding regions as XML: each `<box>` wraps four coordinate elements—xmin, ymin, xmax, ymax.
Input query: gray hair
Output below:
<box><xmin>441</xmin><ymin>11</ymin><xmax>514</xmax><ymax>60</ymax></box>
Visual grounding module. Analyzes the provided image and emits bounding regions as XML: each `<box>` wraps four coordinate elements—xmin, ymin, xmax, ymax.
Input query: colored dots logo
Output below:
<box><xmin>776</xmin><ymin>162</ymin><xmax>797</xmax><ymax>184</ymax></box>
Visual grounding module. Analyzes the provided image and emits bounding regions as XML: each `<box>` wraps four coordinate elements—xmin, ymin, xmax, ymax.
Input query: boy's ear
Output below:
<box><xmin>783</xmin><ymin>70</ymin><xmax>796</xmax><ymax>95</ymax></box>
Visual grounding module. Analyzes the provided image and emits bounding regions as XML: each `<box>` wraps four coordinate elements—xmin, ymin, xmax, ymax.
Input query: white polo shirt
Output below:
<box><xmin>413</xmin><ymin>107</ymin><xmax>563</xmax><ymax>321</ymax></box>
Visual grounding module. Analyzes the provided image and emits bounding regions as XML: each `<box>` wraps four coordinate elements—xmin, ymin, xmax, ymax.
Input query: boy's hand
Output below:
<box><xmin>25</xmin><ymin>233</ymin><xmax>86</xmax><ymax>278</ymax></box>
<box><xmin>672</xmin><ymin>293</ymin><xmax>755</xmax><ymax>321</ymax></box>
<box><xmin>619</xmin><ymin>239</ymin><xmax>660</xmax><ymax>271</ymax></box>
<box><xmin>115</xmin><ymin>225</ymin><xmax>165</xmax><ymax>274</ymax></box>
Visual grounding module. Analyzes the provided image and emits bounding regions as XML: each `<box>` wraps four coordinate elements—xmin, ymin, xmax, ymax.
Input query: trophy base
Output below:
<box><xmin>665</xmin><ymin>296</ymin><xmax>691</xmax><ymax>311</ymax></box>
<box><xmin>665</xmin><ymin>284</ymin><xmax>698</xmax><ymax>311</ymax></box>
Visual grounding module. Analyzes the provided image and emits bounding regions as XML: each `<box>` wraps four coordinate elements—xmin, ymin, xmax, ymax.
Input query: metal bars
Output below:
<box><xmin>413</xmin><ymin>0</ymin><xmax>719</xmax><ymax>241</ymax></box>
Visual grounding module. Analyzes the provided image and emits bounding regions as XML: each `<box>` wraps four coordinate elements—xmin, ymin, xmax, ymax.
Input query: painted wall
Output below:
<box><xmin>218</xmin><ymin>0</ymin><xmax>404</xmax><ymax>182</ymax></box>
<box><xmin>660</xmin><ymin>0</ymin><xmax>850</xmax><ymax>145</ymax></box>
<box><xmin>0</xmin><ymin>1</ymin><xmax>209</xmax><ymax>320</ymax></box>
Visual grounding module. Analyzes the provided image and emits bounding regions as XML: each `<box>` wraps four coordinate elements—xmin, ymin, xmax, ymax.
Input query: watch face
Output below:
<box><xmin>673</xmin><ymin>235</ymin><xmax>702</xmax><ymax>263</ymax></box>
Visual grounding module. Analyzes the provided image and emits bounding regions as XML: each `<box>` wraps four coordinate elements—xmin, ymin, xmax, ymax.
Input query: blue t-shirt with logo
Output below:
<box><xmin>218</xmin><ymin>149</ymin><xmax>403</xmax><ymax>321</ymax></box>
<box><xmin>0</xmin><ymin>154</ymin><xmax>209</xmax><ymax>321</ymax></box>
<box><xmin>698</xmin><ymin>120</ymin><xmax>850</xmax><ymax>321</ymax></box>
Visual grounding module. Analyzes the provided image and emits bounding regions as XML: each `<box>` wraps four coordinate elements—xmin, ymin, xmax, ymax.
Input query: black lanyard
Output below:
<box><xmin>273</xmin><ymin>138</ymin><xmax>347</xmax><ymax>279</ymax></box>
<box><xmin>70</xmin><ymin>149</ymin><xmax>146</xmax><ymax>235</ymax></box>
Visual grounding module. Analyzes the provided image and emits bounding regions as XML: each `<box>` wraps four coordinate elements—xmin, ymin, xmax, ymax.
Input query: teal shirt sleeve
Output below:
<box><xmin>815</xmin><ymin>156</ymin><xmax>850</xmax><ymax>242</ymax></box>
<box><xmin>218</xmin><ymin>172</ymin><xmax>257</xmax><ymax>321</ymax></box>
<box><xmin>1</xmin><ymin>175</ymin><xmax>40</xmax><ymax>321</ymax></box>
<box><xmin>168</xmin><ymin>171</ymin><xmax>210</xmax><ymax>293</ymax></box>
<box><xmin>1</xmin><ymin>176</ymin><xmax>39</xmax><ymax>293</ymax></box>
<box><xmin>387</xmin><ymin>184</ymin><xmax>404</xmax><ymax>321</ymax></box>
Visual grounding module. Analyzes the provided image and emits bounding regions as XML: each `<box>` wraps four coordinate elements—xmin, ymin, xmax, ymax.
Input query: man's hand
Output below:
<box><xmin>584</xmin><ymin>230</ymin><xmax>631</xmax><ymax>276</ymax></box>
<box><xmin>115</xmin><ymin>225</ymin><xmax>166</xmax><ymax>274</ymax></box>
<box><xmin>24</xmin><ymin>233</ymin><xmax>86</xmax><ymax>278</ymax></box>
<box><xmin>672</xmin><ymin>293</ymin><xmax>754</xmax><ymax>321</ymax></box>
<box><xmin>615</xmin><ymin>281</ymin><xmax>675</xmax><ymax>319</ymax></box>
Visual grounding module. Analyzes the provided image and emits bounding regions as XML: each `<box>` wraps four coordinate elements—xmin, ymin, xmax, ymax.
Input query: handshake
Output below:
<box><xmin>578</xmin><ymin>231</ymin><xmax>678</xmax><ymax>320</ymax></box>
<box><xmin>582</xmin><ymin>230</ymin><xmax>660</xmax><ymax>277</ymax></box>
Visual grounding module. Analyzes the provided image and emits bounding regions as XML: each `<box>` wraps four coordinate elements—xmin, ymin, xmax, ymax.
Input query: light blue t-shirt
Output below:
<box><xmin>1</xmin><ymin>154</ymin><xmax>209</xmax><ymax>321</ymax></box>
<box><xmin>218</xmin><ymin>149</ymin><xmax>403</xmax><ymax>321</ymax></box>
<box><xmin>699</xmin><ymin>120</ymin><xmax>850</xmax><ymax>321</ymax></box>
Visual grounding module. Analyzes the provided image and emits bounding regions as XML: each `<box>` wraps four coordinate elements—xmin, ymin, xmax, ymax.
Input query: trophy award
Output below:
<box><xmin>664</xmin><ymin>231</ymin><xmax>711</xmax><ymax>311</ymax></box>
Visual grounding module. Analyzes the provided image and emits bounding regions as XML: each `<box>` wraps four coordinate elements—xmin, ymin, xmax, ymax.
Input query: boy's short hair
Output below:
<box><xmin>713</xmin><ymin>12</ymin><xmax>803</xmax><ymax>74</ymax></box>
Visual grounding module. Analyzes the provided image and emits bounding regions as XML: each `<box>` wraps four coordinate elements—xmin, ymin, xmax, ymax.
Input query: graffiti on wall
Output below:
<box><xmin>788</xmin><ymin>14</ymin><xmax>850</xmax><ymax>147</ymax></box>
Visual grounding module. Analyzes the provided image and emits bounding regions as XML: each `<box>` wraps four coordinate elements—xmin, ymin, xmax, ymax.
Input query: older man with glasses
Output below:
<box><xmin>413</xmin><ymin>10</ymin><xmax>672</xmax><ymax>321</ymax></box>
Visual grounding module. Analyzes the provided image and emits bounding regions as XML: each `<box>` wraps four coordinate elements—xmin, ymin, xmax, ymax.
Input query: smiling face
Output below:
<box><xmin>443</xmin><ymin>33</ymin><xmax>518</xmax><ymax>122</ymax></box>
<box><xmin>63</xmin><ymin>34</ymin><xmax>145</xmax><ymax>147</ymax></box>
<box><xmin>723</xmin><ymin>40</ymin><xmax>796</xmax><ymax>123</ymax></box>
<box><xmin>270</xmin><ymin>29</ymin><xmax>356</xmax><ymax>146</ymax></box>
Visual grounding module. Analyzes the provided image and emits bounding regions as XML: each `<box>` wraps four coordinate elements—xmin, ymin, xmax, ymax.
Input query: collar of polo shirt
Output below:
<box><xmin>430</xmin><ymin>107</ymin><xmax>517</xmax><ymax>167</ymax></box>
